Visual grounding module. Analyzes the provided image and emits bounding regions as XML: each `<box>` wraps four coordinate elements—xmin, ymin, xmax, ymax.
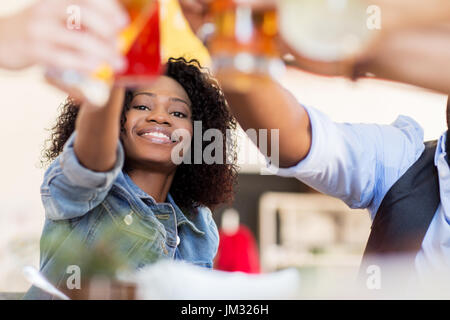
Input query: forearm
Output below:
<box><xmin>360</xmin><ymin>26</ymin><xmax>450</xmax><ymax>93</ymax></box>
<box><xmin>0</xmin><ymin>16</ymin><xmax>24</xmax><ymax>70</ymax></box>
<box><xmin>74</xmin><ymin>88</ymin><xmax>125</xmax><ymax>172</ymax></box>
<box><xmin>373</xmin><ymin>0</ymin><xmax>450</xmax><ymax>31</ymax></box>
<box><xmin>0</xmin><ymin>17</ymin><xmax>7</xmax><ymax>69</ymax></box>
<box><xmin>218</xmin><ymin>74</ymin><xmax>311</xmax><ymax>168</ymax></box>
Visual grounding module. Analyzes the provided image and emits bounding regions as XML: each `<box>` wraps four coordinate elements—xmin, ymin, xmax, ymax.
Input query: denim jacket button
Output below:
<box><xmin>124</xmin><ymin>214</ymin><xmax>133</xmax><ymax>226</ymax></box>
<box><xmin>176</xmin><ymin>235</ymin><xmax>180</xmax><ymax>246</ymax></box>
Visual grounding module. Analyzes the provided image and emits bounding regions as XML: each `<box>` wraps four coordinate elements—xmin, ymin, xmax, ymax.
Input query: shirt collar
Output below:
<box><xmin>435</xmin><ymin>130</ymin><xmax>449</xmax><ymax>167</ymax></box>
<box><xmin>123</xmin><ymin>173</ymin><xmax>204</xmax><ymax>234</ymax></box>
<box><xmin>446</xmin><ymin>131</ymin><xmax>450</xmax><ymax>166</ymax></box>
<box><xmin>123</xmin><ymin>172</ymin><xmax>151</xmax><ymax>199</ymax></box>
<box><xmin>166</xmin><ymin>193</ymin><xmax>205</xmax><ymax>235</ymax></box>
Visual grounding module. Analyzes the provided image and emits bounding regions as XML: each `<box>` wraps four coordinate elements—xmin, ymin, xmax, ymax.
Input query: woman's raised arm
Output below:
<box><xmin>74</xmin><ymin>88</ymin><xmax>125</xmax><ymax>172</ymax></box>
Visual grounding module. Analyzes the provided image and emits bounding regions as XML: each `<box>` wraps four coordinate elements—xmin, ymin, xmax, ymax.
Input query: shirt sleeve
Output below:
<box><xmin>41</xmin><ymin>132</ymin><xmax>125</xmax><ymax>221</ymax></box>
<box><xmin>269</xmin><ymin>105</ymin><xmax>425</xmax><ymax>218</ymax></box>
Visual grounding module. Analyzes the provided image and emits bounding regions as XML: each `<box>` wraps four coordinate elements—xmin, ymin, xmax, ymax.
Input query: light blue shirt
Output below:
<box><xmin>273</xmin><ymin>105</ymin><xmax>450</xmax><ymax>276</ymax></box>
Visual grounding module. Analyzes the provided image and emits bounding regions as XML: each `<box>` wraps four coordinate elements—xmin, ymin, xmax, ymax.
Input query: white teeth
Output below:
<box><xmin>141</xmin><ymin>132</ymin><xmax>170</xmax><ymax>140</ymax></box>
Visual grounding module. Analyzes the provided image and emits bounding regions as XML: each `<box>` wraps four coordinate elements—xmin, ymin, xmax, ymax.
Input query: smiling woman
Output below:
<box><xmin>25</xmin><ymin>57</ymin><xmax>238</xmax><ymax>299</ymax></box>
<box><xmin>121</xmin><ymin>76</ymin><xmax>194</xmax><ymax>174</ymax></box>
<box><xmin>44</xmin><ymin>57</ymin><xmax>238</xmax><ymax>210</ymax></box>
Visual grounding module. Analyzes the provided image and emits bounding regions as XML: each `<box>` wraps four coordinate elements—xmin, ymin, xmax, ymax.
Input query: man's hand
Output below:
<box><xmin>0</xmin><ymin>0</ymin><xmax>129</xmax><ymax>72</ymax></box>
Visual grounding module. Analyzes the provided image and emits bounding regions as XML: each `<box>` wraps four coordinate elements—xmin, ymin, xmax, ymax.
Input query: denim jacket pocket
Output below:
<box><xmin>98</xmin><ymin>197</ymin><xmax>167</xmax><ymax>267</ymax></box>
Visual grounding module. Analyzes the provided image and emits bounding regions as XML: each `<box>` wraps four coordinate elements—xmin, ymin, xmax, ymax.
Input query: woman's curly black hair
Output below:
<box><xmin>43</xmin><ymin>57</ymin><xmax>239</xmax><ymax>211</ymax></box>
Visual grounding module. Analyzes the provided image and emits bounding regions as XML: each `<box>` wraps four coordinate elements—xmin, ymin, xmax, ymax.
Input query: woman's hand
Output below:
<box><xmin>0</xmin><ymin>0</ymin><xmax>128</xmax><ymax>73</ymax></box>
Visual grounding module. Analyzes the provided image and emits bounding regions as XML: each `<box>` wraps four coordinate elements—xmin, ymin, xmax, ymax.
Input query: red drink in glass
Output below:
<box><xmin>115</xmin><ymin>0</ymin><xmax>162</xmax><ymax>85</ymax></box>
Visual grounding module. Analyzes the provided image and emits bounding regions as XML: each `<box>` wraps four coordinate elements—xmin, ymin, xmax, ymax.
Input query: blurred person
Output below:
<box><xmin>221</xmin><ymin>73</ymin><xmax>449</xmax><ymax>283</ymax></box>
<box><xmin>24</xmin><ymin>58</ymin><xmax>238</xmax><ymax>299</ymax></box>
<box><xmin>180</xmin><ymin>0</ymin><xmax>450</xmax><ymax>93</ymax></box>
<box><xmin>0</xmin><ymin>0</ymin><xmax>128</xmax><ymax>84</ymax></box>
<box><xmin>215</xmin><ymin>209</ymin><xmax>260</xmax><ymax>274</ymax></box>
<box><xmin>181</xmin><ymin>0</ymin><xmax>450</xmax><ymax>282</ymax></box>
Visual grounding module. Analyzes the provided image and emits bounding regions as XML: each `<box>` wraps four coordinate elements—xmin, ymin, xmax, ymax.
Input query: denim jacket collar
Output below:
<box><xmin>123</xmin><ymin>173</ymin><xmax>205</xmax><ymax>235</ymax></box>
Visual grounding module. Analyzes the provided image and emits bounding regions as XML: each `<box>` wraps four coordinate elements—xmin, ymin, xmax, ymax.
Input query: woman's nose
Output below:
<box><xmin>146</xmin><ymin>107</ymin><xmax>170</xmax><ymax>125</ymax></box>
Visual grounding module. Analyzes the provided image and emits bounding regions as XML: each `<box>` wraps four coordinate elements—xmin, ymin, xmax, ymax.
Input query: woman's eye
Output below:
<box><xmin>171</xmin><ymin>111</ymin><xmax>187</xmax><ymax>118</ymax></box>
<box><xmin>133</xmin><ymin>105</ymin><xmax>150</xmax><ymax>111</ymax></box>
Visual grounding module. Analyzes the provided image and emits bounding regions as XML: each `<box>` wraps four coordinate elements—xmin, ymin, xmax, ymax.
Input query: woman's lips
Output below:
<box><xmin>137</xmin><ymin>127</ymin><xmax>178</xmax><ymax>145</ymax></box>
<box><xmin>139</xmin><ymin>131</ymin><xmax>172</xmax><ymax>144</ymax></box>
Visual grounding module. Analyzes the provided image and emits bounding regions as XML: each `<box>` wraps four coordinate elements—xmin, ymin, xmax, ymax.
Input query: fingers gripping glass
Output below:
<box><xmin>47</xmin><ymin>0</ymin><xmax>162</xmax><ymax>106</ymax></box>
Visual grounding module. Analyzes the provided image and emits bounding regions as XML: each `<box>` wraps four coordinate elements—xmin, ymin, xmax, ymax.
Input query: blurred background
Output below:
<box><xmin>0</xmin><ymin>0</ymin><xmax>447</xmax><ymax>293</ymax></box>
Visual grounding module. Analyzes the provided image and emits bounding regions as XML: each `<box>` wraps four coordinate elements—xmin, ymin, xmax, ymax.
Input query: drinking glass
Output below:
<box><xmin>47</xmin><ymin>0</ymin><xmax>161</xmax><ymax>106</ymax></box>
<box><xmin>206</xmin><ymin>0</ymin><xmax>285</xmax><ymax>82</ymax></box>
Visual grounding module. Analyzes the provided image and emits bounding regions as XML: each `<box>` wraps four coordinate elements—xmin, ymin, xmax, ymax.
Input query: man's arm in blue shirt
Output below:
<box><xmin>272</xmin><ymin>105</ymin><xmax>425</xmax><ymax>218</ymax></box>
<box><xmin>222</xmin><ymin>77</ymin><xmax>425</xmax><ymax>217</ymax></box>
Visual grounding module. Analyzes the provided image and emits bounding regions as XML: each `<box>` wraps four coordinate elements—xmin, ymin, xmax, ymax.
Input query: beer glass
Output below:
<box><xmin>206</xmin><ymin>0</ymin><xmax>285</xmax><ymax>82</ymax></box>
<box><xmin>278</xmin><ymin>0</ymin><xmax>378</xmax><ymax>76</ymax></box>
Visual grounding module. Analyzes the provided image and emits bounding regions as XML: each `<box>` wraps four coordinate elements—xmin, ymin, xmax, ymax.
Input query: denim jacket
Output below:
<box><xmin>24</xmin><ymin>133</ymin><xmax>219</xmax><ymax>300</ymax></box>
